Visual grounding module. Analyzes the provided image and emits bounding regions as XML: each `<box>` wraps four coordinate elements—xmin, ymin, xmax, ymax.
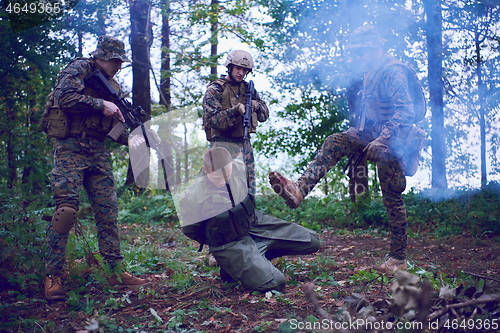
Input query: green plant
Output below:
<box><xmin>254</xmin><ymin>320</ymin><xmax>274</xmax><ymax>332</ymax></box>
<box><xmin>348</xmin><ymin>269</ymin><xmax>389</xmax><ymax>290</ymax></box>
<box><xmin>0</xmin><ymin>193</ymin><xmax>47</xmax><ymax>292</ymax></box>
<box><xmin>166</xmin><ymin>309</ymin><xmax>199</xmax><ymax>330</ymax></box>
<box><xmin>170</xmin><ymin>272</ymin><xmax>195</xmax><ymax>293</ymax></box>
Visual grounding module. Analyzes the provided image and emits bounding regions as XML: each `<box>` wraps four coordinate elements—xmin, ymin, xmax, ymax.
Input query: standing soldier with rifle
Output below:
<box><xmin>202</xmin><ymin>50</ymin><xmax>269</xmax><ymax>196</ymax></box>
<box><xmin>40</xmin><ymin>35</ymin><xmax>149</xmax><ymax>300</ymax></box>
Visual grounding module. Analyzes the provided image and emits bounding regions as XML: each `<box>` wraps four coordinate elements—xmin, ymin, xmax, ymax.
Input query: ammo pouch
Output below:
<box><xmin>81</xmin><ymin>112</ymin><xmax>113</xmax><ymax>140</ymax></box>
<box><xmin>40</xmin><ymin>91</ymin><xmax>70</xmax><ymax>139</ymax></box>
<box><xmin>204</xmin><ymin>194</ymin><xmax>256</xmax><ymax>247</ymax></box>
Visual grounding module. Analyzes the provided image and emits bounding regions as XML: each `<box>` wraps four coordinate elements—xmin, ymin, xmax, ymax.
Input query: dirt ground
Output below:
<box><xmin>1</xmin><ymin>231</ymin><xmax>499</xmax><ymax>333</ymax></box>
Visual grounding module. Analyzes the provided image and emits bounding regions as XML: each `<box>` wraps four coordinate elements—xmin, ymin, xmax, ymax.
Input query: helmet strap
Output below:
<box><xmin>227</xmin><ymin>65</ymin><xmax>237</xmax><ymax>83</ymax></box>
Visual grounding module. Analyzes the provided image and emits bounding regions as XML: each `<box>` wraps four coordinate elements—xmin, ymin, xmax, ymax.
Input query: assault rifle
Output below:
<box><xmin>243</xmin><ymin>80</ymin><xmax>255</xmax><ymax>140</ymax></box>
<box><xmin>85</xmin><ymin>69</ymin><xmax>173</xmax><ymax>190</ymax></box>
<box><xmin>84</xmin><ymin>69</ymin><xmax>146</xmax><ymax>140</ymax></box>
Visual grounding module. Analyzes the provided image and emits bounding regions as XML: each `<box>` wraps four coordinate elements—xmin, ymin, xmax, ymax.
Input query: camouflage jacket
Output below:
<box><xmin>202</xmin><ymin>78</ymin><xmax>269</xmax><ymax>140</ymax></box>
<box><xmin>361</xmin><ymin>53</ymin><xmax>416</xmax><ymax>142</ymax></box>
<box><xmin>52</xmin><ymin>57</ymin><xmax>128</xmax><ymax>144</ymax></box>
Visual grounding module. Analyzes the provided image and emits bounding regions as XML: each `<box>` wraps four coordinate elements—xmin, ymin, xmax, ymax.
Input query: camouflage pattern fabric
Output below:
<box><xmin>50</xmin><ymin>57</ymin><xmax>129</xmax><ymax>144</ymax></box>
<box><xmin>203</xmin><ymin>78</ymin><xmax>269</xmax><ymax>196</ymax></box>
<box><xmin>45</xmin><ymin>56</ymin><xmax>127</xmax><ymax>275</ymax></box>
<box><xmin>46</xmin><ymin>136</ymin><xmax>123</xmax><ymax>275</ymax></box>
<box><xmin>360</xmin><ymin>55</ymin><xmax>417</xmax><ymax>140</ymax></box>
<box><xmin>54</xmin><ymin>58</ymin><xmax>106</xmax><ymax>114</ymax></box>
<box><xmin>90</xmin><ymin>35</ymin><xmax>130</xmax><ymax>62</ymax></box>
<box><xmin>293</xmin><ymin>62</ymin><xmax>416</xmax><ymax>260</ymax></box>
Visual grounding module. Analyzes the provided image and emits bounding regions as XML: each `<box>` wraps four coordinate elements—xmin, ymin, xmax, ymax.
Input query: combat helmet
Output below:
<box><xmin>346</xmin><ymin>25</ymin><xmax>387</xmax><ymax>49</ymax></box>
<box><xmin>224</xmin><ymin>50</ymin><xmax>254</xmax><ymax>72</ymax></box>
<box><xmin>90</xmin><ymin>35</ymin><xmax>131</xmax><ymax>62</ymax></box>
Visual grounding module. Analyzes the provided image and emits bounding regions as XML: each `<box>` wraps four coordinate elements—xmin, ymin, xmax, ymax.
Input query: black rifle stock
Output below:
<box><xmin>243</xmin><ymin>80</ymin><xmax>255</xmax><ymax>140</ymax></box>
<box><xmin>84</xmin><ymin>69</ymin><xmax>173</xmax><ymax>190</ymax></box>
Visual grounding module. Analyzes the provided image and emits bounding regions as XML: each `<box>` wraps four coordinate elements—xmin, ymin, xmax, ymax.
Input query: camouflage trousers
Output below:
<box><xmin>209</xmin><ymin>138</ymin><xmax>256</xmax><ymax>196</ymax></box>
<box><xmin>296</xmin><ymin>127</ymin><xmax>408</xmax><ymax>259</ymax></box>
<box><xmin>46</xmin><ymin>136</ymin><xmax>123</xmax><ymax>275</ymax></box>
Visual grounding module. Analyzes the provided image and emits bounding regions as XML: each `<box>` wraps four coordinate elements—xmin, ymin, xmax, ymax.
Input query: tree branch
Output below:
<box><xmin>427</xmin><ymin>296</ymin><xmax>500</xmax><ymax>321</ymax></box>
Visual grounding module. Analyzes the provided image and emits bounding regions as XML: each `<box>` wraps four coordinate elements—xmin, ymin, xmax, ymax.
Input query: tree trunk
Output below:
<box><xmin>159</xmin><ymin>0</ymin><xmax>174</xmax><ymax>190</ymax></box>
<box><xmin>475</xmin><ymin>31</ymin><xmax>487</xmax><ymax>187</ymax></box>
<box><xmin>5</xmin><ymin>97</ymin><xmax>16</xmax><ymax>189</ymax></box>
<box><xmin>127</xmin><ymin>0</ymin><xmax>152</xmax><ymax>187</ymax></box>
<box><xmin>210</xmin><ymin>0</ymin><xmax>218</xmax><ymax>80</ymax></box>
<box><xmin>424</xmin><ymin>0</ymin><xmax>447</xmax><ymax>189</ymax></box>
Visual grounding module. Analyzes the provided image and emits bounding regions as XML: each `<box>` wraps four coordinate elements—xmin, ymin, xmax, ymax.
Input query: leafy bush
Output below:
<box><xmin>257</xmin><ymin>182</ymin><xmax>500</xmax><ymax>238</ymax></box>
<box><xmin>0</xmin><ymin>191</ymin><xmax>49</xmax><ymax>293</ymax></box>
<box><xmin>117</xmin><ymin>188</ymin><xmax>178</xmax><ymax>226</ymax></box>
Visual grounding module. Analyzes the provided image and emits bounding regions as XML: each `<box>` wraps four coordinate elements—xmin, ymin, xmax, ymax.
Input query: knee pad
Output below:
<box><xmin>51</xmin><ymin>206</ymin><xmax>77</xmax><ymax>234</ymax></box>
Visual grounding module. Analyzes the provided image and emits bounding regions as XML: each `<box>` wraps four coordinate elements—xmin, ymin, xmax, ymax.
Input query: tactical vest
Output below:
<box><xmin>361</xmin><ymin>54</ymin><xmax>426</xmax><ymax>127</ymax></box>
<box><xmin>204</xmin><ymin>78</ymin><xmax>258</xmax><ymax>141</ymax></box>
<box><xmin>204</xmin><ymin>194</ymin><xmax>256</xmax><ymax>247</ymax></box>
<box><xmin>361</xmin><ymin>54</ymin><xmax>427</xmax><ymax>177</ymax></box>
<box><xmin>41</xmin><ymin>58</ymin><xmax>122</xmax><ymax>141</ymax></box>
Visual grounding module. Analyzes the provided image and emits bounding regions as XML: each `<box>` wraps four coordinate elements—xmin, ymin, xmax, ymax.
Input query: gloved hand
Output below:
<box><xmin>363</xmin><ymin>137</ymin><xmax>389</xmax><ymax>162</ymax></box>
<box><xmin>251</xmin><ymin>100</ymin><xmax>260</xmax><ymax>111</ymax></box>
<box><xmin>235</xmin><ymin>103</ymin><xmax>245</xmax><ymax>116</ymax></box>
<box><xmin>147</xmin><ymin>129</ymin><xmax>162</xmax><ymax>144</ymax></box>
<box><xmin>128</xmin><ymin>135</ymin><xmax>146</xmax><ymax>150</ymax></box>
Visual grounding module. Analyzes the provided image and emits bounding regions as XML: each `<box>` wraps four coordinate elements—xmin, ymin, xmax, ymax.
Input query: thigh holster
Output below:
<box><xmin>51</xmin><ymin>205</ymin><xmax>77</xmax><ymax>234</ymax></box>
<box><xmin>204</xmin><ymin>194</ymin><xmax>256</xmax><ymax>247</ymax></box>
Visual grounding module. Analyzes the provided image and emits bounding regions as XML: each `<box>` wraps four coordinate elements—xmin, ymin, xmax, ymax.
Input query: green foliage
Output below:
<box><xmin>0</xmin><ymin>191</ymin><xmax>49</xmax><ymax>292</ymax></box>
<box><xmin>166</xmin><ymin>309</ymin><xmax>199</xmax><ymax>330</ymax></box>
<box><xmin>117</xmin><ymin>188</ymin><xmax>178</xmax><ymax>226</ymax></box>
<box><xmin>258</xmin><ymin>182</ymin><xmax>500</xmax><ymax>238</ymax></box>
<box><xmin>255</xmin><ymin>91</ymin><xmax>348</xmax><ymax>172</ymax></box>
<box><xmin>404</xmin><ymin>182</ymin><xmax>500</xmax><ymax>237</ymax></box>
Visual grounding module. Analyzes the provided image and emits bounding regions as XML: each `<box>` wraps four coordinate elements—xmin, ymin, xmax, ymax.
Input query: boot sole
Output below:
<box><xmin>269</xmin><ymin>172</ymin><xmax>302</xmax><ymax>209</ymax></box>
<box><xmin>45</xmin><ymin>293</ymin><xmax>66</xmax><ymax>300</ymax></box>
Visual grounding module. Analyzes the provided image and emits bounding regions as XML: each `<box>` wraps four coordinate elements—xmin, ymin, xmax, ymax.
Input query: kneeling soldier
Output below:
<box><xmin>180</xmin><ymin>147</ymin><xmax>320</xmax><ymax>292</ymax></box>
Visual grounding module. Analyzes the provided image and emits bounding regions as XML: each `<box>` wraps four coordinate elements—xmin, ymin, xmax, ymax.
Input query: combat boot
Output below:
<box><xmin>45</xmin><ymin>275</ymin><xmax>66</xmax><ymax>300</ymax></box>
<box><xmin>268</xmin><ymin>171</ymin><xmax>304</xmax><ymax>209</ymax></box>
<box><xmin>373</xmin><ymin>257</ymin><xmax>407</xmax><ymax>274</ymax></box>
<box><xmin>109</xmin><ymin>271</ymin><xmax>149</xmax><ymax>286</ymax></box>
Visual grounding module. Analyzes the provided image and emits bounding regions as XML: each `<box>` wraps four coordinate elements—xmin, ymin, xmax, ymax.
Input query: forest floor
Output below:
<box><xmin>1</xmin><ymin>228</ymin><xmax>500</xmax><ymax>333</ymax></box>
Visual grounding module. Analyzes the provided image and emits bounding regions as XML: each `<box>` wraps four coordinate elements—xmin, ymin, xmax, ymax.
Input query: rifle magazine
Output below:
<box><xmin>107</xmin><ymin>122</ymin><xmax>127</xmax><ymax>141</ymax></box>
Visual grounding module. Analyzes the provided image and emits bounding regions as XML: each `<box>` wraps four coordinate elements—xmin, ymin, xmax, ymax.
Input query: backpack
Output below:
<box><xmin>403</xmin><ymin>63</ymin><xmax>426</xmax><ymax>123</ymax></box>
<box><xmin>364</xmin><ymin>55</ymin><xmax>427</xmax><ymax>123</ymax></box>
<box><xmin>363</xmin><ymin>55</ymin><xmax>427</xmax><ymax>176</ymax></box>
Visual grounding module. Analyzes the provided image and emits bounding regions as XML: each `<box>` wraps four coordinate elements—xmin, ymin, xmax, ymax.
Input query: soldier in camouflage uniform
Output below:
<box><xmin>269</xmin><ymin>25</ymin><xmax>423</xmax><ymax>274</ymax></box>
<box><xmin>202</xmin><ymin>50</ymin><xmax>269</xmax><ymax>196</ymax></box>
<box><xmin>43</xmin><ymin>36</ymin><xmax>148</xmax><ymax>300</ymax></box>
